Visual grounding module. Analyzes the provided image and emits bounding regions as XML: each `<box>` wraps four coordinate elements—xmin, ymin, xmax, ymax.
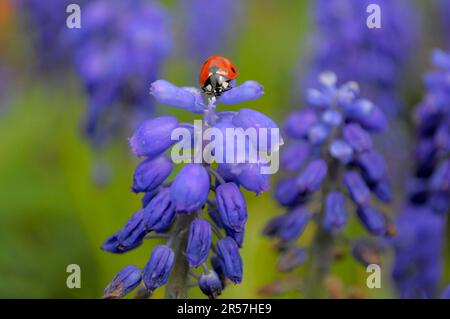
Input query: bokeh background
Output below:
<box><xmin>0</xmin><ymin>0</ymin><xmax>448</xmax><ymax>298</ymax></box>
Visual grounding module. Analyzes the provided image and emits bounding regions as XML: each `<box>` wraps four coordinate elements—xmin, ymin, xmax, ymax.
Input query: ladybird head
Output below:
<box><xmin>202</xmin><ymin>73</ymin><xmax>232</xmax><ymax>97</ymax></box>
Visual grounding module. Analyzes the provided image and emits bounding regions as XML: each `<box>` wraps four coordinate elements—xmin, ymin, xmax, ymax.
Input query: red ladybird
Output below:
<box><xmin>199</xmin><ymin>55</ymin><xmax>238</xmax><ymax>96</ymax></box>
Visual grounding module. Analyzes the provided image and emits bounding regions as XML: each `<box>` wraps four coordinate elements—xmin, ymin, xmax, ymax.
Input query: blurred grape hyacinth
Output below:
<box><xmin>263</xmin><ymin>72</ymin><xmax>393</xmax><ymax>297</ymax></box>
<box><xmin>182</xmin><ymin>0</ymin><xmax>244</xmax><ymax>61</ymax></box>
<box><xmin>393</xmin><ymin>49</ymin><xmax>450</xmax><ymax>298</ymax></box>
<box><xmin>303</xmin><ymin>0</ymin><xmax>418</xmax><ymax>116</ymax></box>
<box><xmin>101</xmin><ymin>57</ymin><xmax>281</xmax><ymax>299</ymax></box>
<box><xmin>302</xmin><ymin>0</ymin><xmax>419</xmax><ymax>216</ymax></box>
<box><xmin>69</xmin><ymin>0</ymin><xmax>172</xmax><ymax>145</ymax></box>
<box><xmin>19</xmin><ymin>0</ymin><xmax>85</xmax><ymax>70</ymax></box>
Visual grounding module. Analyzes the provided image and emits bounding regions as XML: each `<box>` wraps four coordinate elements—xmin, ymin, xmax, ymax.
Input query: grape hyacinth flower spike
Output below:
<box><xmin>182</xmin><ymin>0</ymin><xmax>244</xmax><ymax>62</ymax></box>
<box><xmin>263</xmin><ymin>72</ymin><xmax>393</xmax><ymax>297</ymax></box>
<box><xmin>102</xmin><ymin>55</ymin><xmax>282</xmax><ymax>298</ymax></box>
<box><xmin>302</xmin><ymin>0</ymin><xmax>418</xmax><ymax>116</ymax></box>
<box><xmin>68</xmin><ymin>0</ymin><xmax>172</xmax><ymax>146</ymax></box>
<box><xmin>19</xmin><ymin>0</ymin><xmax>87</xmax><ymax>71</ymax></box>
<box><xmin>392</xmin><ymin>49</ymin><xmax>450</xmax><ymax>298</ymax></box>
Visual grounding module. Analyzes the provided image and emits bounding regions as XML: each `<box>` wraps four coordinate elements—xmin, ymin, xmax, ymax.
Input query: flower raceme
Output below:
<box><xmin>262</xmin><ymin>72</ymin><xmax>393</xmax><ymax>296</ymax></box>
<box><xmin>68</xmin><ymin>0</ymin><xmax>172</xmax><ymax>145</ymax></box>
<box><xmin>303</xmin><ymin>0</ymin><xmax>418</xmax><ymax>116</ymax></box>
<box><xmin>392</xmin><ymin>49</ymin><xmax>450</xmax><ymax>298</ymax></box>
<box><xmin>102</xmin><ymin>69</ymin><xmax>282</xmax><ymax>298</ymax></box>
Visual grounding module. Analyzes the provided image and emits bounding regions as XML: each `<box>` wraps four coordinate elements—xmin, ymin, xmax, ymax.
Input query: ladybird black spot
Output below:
<box><xmin>231</xmin><ymin>67</ymin><xmax>236</xmax><ymax>73</ymax></box>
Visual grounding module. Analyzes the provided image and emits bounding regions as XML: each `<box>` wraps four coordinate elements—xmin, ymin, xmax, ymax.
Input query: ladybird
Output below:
<box><xmin>199</xmin><ymin>55</ymin><xmax>238</xmax><ymax>96</ymax></box>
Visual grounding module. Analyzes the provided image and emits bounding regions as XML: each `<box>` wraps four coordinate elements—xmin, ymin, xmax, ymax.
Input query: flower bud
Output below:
<box><xmin>283</xmin><ymin>109</ymin><xmax>318</xmax><ymax>139</ymax></box>
<box><xmin>216</xmin><ymin>183</ymin><xmax>247</xmax><ymax>232</ymax></box>
<box><xmin>323</xmin><ymin>192</ymin><xmax>347</xmax><ymax>233</ymax></box>
<box><xmin>143</xmin><ymin>245</ymin><xmax>174</xmax><ymax>292</ymax></box>
<box><xmin>268</xmin><ymin>208</ymin><xmax>310</xmax><ymax>241</ymax></box>
<box><xmin>150</xmin><ymin>80</ymin><xmax>205</xmax><ymax>113</ymax></box>
<box><xmin>101</xmin><ymin>210</ymin><xmax>146</xmax><ymax>253</ymax></box>
<box><xmin>306</xmin><ymin>88</ymin><xmax>333</xmax><ymax>109</ymax></box>
<box><xmin>344</xmin><ymin>171</ymin><xmax>370</xmax><ymax>206</ymax></box>
<box><xmin>329</xmin><ymin>139</ymin><xmax>353</xmax><ymax>164</ymax></box>
<box><xmin>170</xmin><ymin>164</ymin><xmax>210</xmax><ymax>213</ymax></box>
<box><xmin>275</xmin><ymin>177</ymin><xmax>302</xmax><ymax>207</ymax></box>
<box><xmin>141</xmin><ymin>188</ymin><xmax>160</xmax><ymax>208</ymax></box>
<box><xmin>198</xmin><ymin>270</ymin><xmax>223</xmax><ymax>299</ymax></box>
<box><xmin>372</xmin><ymin>179</ymin><xmax>393</xmax><ymax>203</ymax></box>
<box><xmin>214</xmin><ymin>237</ymin><xmax>243</xmax><ymax>284</ymax></box>
<box><xmin>322</xmin><ymin>109</ymin><xmax>342</xmax><ymax>127</ymax></box>
<box><xmin>231</xmin><ymin>108</ymin><xmax>281</xmax><ymax>152</ymax></box>
<box><xmin>129</xmin><ymin>116</ymin><xmax>178</xmax><ymax>158</ymax></box>
<box><xmin>281</xmin><ymin>140</ymin><xmax>310</xmax><ymax>172</ymax></box>
<box><xmin>356</xmin><ymin>205</ymin><xmax>387</xmax><ymax>236</ymax></box>
<box><xmin>307</xmin><ymin>123</ymin><xmax>330</xmax><ymax>145</ymax></box>
<box><xmin>231</xmin><ymin>162</ymin><xmax>271</xmax><ymax>195</ymax></box>
<box><xmin>132</xmin><ymin>155</ymin><xmax>173</xmax><ymax>193</ymax></box>
<box><xmin>143</xmin><ymin>188</ymin><xmax>175</xmax><ymax>232</ymax></box>
<box><xmin>186</xmin><ymin>219</ymin><xmax>212</xmax><ymax>268</ymax></box>
<box><xmin>356</xmin><ymin>151</ymin><xmax>387</xmax><ymax>183</ymax></box>
<box><xmin>224</xmin><ymin>227</ymin><xmax>244</xmax><ymax>248</ymax></box>
<box><xmin>277</xmin><ymin>247</ymin><xmax>307</xmax><ymax>272</ymax></box>
<box><xmin>344</xmin><ymin>99</ymin><xmax>386</xmax><ymax>132</ymax></box>
<box><xmin>297</xmin><ymin>159</ymin><xmax>328</xmax><ymax>193</ymax></box>
<box><xmin>342</xmin><ymin>123</ymin><xmax>373</xmax><ymax>153</ymax></box>
<box><xmin>220</xmin><ymin>81</ymin><xmax>264</xmax><ymax>104</ymax></box>
<box><xmin>103</xmin><ymin>265</ymin><xmax>142</xmax><ymax>299</ymax></box>
<box><xmin>284</xmin><ymin>208</ymin><xmax>310</xmax><ymax>241</ymax></box>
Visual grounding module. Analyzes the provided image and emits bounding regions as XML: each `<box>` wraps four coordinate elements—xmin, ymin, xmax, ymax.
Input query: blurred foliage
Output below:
<box><xmin>0</xmin><ymin>0</ymin><xmax>448</xmax><ymax>298</ymax></box>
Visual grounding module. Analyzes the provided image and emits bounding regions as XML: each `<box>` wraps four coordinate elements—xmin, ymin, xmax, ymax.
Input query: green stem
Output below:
<box><xmin>305</xmin><ymin>223</ymin><xmax>334</xmax><ymax>298</ymax></box>
<box><xmin>165</xmin><ymin>214</ymin><xmax>195</xmax><ymax>299</ymax></box>
<box><xmin>304</xmin><ymin>156</ymin><xmax>340</xmax><ymax>298</ymax></box>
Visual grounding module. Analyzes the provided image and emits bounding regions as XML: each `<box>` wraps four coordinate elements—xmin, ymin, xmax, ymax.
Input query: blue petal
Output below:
<box><xmin>150</xmin><ymin>80</ymin><xmax>205</xmax><ymax>113</ymax></box>
<box><xmin>220</xmin><ymin>81</ymin><xmax>264</xmax><ymax>104</ymax></box>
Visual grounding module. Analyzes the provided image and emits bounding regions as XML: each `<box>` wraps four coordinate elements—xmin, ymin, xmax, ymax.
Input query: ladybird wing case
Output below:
<box><xmin>199</xmin><ymin>55</ymin><xmax>238</xmax><ymax>85</ymax></box>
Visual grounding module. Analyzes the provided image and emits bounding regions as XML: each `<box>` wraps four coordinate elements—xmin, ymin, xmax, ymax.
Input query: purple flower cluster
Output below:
<box><xmin>182</xmin><ymin>0</ymin><xmax>244</xmax><ymax>61</ymax></box>
<box><xmin>408</xmin><ymin>49</ymin><xmax>450</xmax><ymax>214</ymax></box>
<box><xmin>303</xmin><ymin>0</ymin><xmax>418</xmax><ymax>116</ymax></box>
<box><xmin>102</xmin><ymin>72</ymin><xmax>280</xmax><ymax>298</ymax></box>
<box><xmin>392</xmin><ymin>206</ymin><xmax>445</xmax><ymax>298</ymax></box>
<box><xmin>19</xmin><ymin>0</ymin><xmax>82</xmax><ymax>70</ymax></box>
<box><xmin>392</xmin><ymin>49</ymin><xmax>450</xmax><ymax>298</ymax></box>
<box><xmin>69</xmin><ymin>0</ymin><xmax>172</xmax><ymax>145</ymax></box>
<box><xmin>264</xmin><ymin>72</ymin><xmax>393</xmax><ymax>277</ymax></box>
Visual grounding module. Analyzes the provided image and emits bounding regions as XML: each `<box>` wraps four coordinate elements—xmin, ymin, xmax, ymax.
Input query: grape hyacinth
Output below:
<box><xmin>302</xmin><ymin>0</ymin><xmax>419</xmax><ymax>209</ymax></box>
<box><xmin>392</xmin><ymin>49</ymin><xmax>450</xmax><ymax>298</ymax></box>
<box><xmin>392</xmin><ymin>206</ymin><xmax>445</xmax><ymax>298</ymax></box>
<box><xmin>408</xmin><ymin>49</ymin><xmax>450</xmax><ymax>215</ymax></box>
<box><xmin>19</xmin><ymin>0</ymin><xmax>86</xmax><ymax>70</ymax></box>
<box><xmin>182</xmin><ymin>0</ymin><xmax>244</xmax><ymax>62</ymax></box>
<box><xmin>303</xmin><ymin>0</ymin><xmax>418</xmax><ymax>116</ymax></box>
<box><xmin>69</xmin><ymin>0</ymin><xmax>172</xmax><ymax>145</ymax></box>
<box><xmin>101</xmin><ymin>62</ymin><xmax>281</xmax><ymax>299</ymax></box>
<box><xmin>263</xmin><ymin>72</ymin><xmax>393</xmax><ymax>297</ymax></box>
